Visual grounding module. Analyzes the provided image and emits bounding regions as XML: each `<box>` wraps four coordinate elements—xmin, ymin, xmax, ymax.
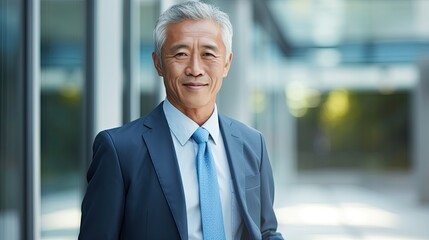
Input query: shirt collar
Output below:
<box><xmin>163</xmin><ymin>99</ymin><xmax>220</xmax><ymax>146</ymax></box>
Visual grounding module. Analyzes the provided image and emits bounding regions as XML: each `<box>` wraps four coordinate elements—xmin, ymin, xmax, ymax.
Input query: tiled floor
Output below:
<box><xmin>275</xmin><ymin>171</ymin><xmax>429</xmax><ymax>240</ymax></box>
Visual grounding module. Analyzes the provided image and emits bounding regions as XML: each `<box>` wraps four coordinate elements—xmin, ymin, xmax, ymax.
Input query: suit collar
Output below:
<box><xmin>162</xmin><ymin>99</ymin><xmax>198</xmax><ymax>146</ymax></box>
<box><xmin>141</xmin><ymin>102</ymin><xmax>188</xmax><ymax>240</ymax></box>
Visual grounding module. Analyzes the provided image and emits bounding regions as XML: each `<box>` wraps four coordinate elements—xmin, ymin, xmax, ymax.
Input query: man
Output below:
<box><xmin>78</xmin><ymin>1</ymin><xmax>283</xmax><ymax>239</ymax></box>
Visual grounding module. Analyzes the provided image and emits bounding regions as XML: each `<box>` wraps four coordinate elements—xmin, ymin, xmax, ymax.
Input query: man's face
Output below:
<box><xmin>153</xmin><ymin>19</ymin><xmax>232</xmax><ymax>114</ymax></box>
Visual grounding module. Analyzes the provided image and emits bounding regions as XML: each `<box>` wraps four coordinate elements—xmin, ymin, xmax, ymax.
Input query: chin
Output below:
<box><xmin>184</xmin><ymin>96</ymin><xmax>210</xmax><ymax>106</ymax></box>
<box><xmin>184</xmin><ymin>100</ymin><xmax>210</xmax><ymax>110</ymax></box>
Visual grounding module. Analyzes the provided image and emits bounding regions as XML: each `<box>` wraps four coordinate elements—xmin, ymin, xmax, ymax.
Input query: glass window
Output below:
<box><xmin>40</xmin><ymin>0</ymin><xmax>85</xmax><ymax>239</ymax></box>
<box><xmin>0</xmin><ymin>0</ymin><xmax>26</xmax><ymax>239</ymax></box>
<box><xmin>139</xmin><ymin>0</ymin><xmax>161</xmax><ymax>115</ymax></box>
<box><xmin>250</xmin><ymin>0</ymin><xmax>417</xmax><ymax>173</ymax></box>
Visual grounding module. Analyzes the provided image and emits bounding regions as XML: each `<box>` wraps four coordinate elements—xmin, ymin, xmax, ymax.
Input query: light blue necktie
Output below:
<box><xmin>192</xmin><ymin>127</ymin><xmax>226</xmax><ymax>240</ymax></box>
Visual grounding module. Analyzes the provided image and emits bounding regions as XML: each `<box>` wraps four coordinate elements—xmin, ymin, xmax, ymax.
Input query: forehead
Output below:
<box><xmin>164</xmin><ymin>19</ymin><xmax>223</xmax><ymax>45</ymax></box>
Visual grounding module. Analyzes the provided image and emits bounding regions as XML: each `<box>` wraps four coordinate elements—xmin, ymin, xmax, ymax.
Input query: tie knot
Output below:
<box><xmin>192</xmin><ymin>127</ymin><xmax>209</xmax><ymax>144</ymax></box>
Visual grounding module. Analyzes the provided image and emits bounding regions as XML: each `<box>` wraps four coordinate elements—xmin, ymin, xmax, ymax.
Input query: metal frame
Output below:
<box><xmin>24</xmin><ymin>0</ymin><xmax>41</xmax><ymax>239</ymax></box>
<box><xmin>83</xmin><ymin>0</ymin><xmax>96</xmax><ymax>170</ymax></box>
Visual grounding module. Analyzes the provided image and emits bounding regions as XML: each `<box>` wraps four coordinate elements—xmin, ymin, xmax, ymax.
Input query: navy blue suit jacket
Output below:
<box><xmin>78</xmin><ymin>102</ymin><xmax>283</xmax><ymax>240</ymax></box>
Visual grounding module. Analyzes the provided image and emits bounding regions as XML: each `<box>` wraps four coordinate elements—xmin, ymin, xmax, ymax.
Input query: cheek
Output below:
<box><xmin>165</xmin><ymin>78</ymin><xmax>180</xmax><ymax>93</ymax></box>
<box><xmin>213</xmin><ymin>78</ymin><xmax>223</xmax><ymax>92</ymax></box>
<box><xmin>163</xmin><ymin>67</ymin><xmax>181</xmax><ymax>84</ymax></box>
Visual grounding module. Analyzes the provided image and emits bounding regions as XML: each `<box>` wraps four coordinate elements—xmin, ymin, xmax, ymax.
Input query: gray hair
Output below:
<box><xmin>153</xmin><ymin>1</ymin><xmax>233</xmax><ymax>61</ymax></box>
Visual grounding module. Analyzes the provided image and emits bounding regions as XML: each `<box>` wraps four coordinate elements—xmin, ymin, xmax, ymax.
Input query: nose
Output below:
<box><xmin>185</xmin><ymin>54</ymin><xmax>204</xmax><ymax>77</ymax></box>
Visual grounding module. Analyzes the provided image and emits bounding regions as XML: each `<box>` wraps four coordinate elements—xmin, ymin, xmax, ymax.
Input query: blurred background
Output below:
<box><xmin>1</xmin><ymin>0</ymin><xmax>429</xmax><ymax>239</ymax></box>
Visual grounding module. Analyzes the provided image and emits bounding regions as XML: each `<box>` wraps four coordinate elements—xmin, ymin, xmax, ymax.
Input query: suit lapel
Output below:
<box><xmin>219</xmin><ymin>115</ymin><xmax>245</xmax><ymax>201</ymax></box>
<box><xmin>219</xmin><ymin>114</ymin><xmax>258</xmax><ymax>236</ymax></box>
<box><xmin>141</xmin><ymin>103</ymin><xmax>188</xmax><ymax>240</ymax></box>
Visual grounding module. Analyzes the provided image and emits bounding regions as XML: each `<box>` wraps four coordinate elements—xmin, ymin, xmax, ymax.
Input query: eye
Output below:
<box><xmin>202</xmin><ymin>52</ymin><xmax>216</xmax><ymax>59</ymax></box>
<box><xmin>174</xmin><ymin>52</ymin><xmax>188</xmax><ymax>58</ymax></box>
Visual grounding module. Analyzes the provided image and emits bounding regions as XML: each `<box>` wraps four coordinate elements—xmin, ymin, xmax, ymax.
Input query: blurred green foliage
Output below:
<box><xmin>298</xmin><ymin>91</ymin><xmax>410</xmax><ymax>170</ymax></box>
<box><xmin>41</xmin><ymin>90</ymin><xmax>82</xmax><ymax>191</ymax></box>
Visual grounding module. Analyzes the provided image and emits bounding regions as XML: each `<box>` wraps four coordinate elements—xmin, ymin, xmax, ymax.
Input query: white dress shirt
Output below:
<box><xmin>163</xmin><ymin>99</ymin><xmax>242</xmax><ymax>240</ymax></box>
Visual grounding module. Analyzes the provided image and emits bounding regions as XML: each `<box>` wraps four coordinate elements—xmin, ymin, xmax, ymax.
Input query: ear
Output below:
<box><xmin>152</xmin><ymin>52</ymin><xmax>163</xmax><ymax>76</ymax></box>
<box><xmin>223</xmin><ymin>52</ymin><xmax>233</xmax><ymax>78</ymax></box>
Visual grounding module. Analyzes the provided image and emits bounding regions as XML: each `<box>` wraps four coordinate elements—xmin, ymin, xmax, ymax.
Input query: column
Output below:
<box><xmin>26</xmin><ymin>0</ymin><xmax>41</xmax><ymax>238</ymax></box>
<box><xmin>273</xmin><ymin>90</ymin><xmax>297</xmax><ymax>186</ymax></box>
<box><xmin>93</xmin><ymin>0</ymin><xmax>123</xmax><ymax>133</ymax></box>
<box><xmin>414</xmin><ymin>57</ymin><xmax>429</xmax><ymax>203</ymax></box>
<box><xmin>216</xmin><ymin>0</ymin><xmax>252</xmax><ymax>125</ymax></box>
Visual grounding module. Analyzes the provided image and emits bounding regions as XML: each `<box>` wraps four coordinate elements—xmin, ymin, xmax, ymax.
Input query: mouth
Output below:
<box><xmin>182</xmin><ymin>82</ymin><xmax>208</xmax><ymax>90</ymax></box>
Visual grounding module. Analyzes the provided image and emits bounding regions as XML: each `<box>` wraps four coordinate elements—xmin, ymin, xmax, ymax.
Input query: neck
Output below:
<box><xmin>167</xmin><ymin>99</ymin><xmax>215</xmax><ymax>126</ymax></box>
<box><xmin>183</xmin><ymin>108</ymin><xmax>214</xmax><ymax>126</ymax></box>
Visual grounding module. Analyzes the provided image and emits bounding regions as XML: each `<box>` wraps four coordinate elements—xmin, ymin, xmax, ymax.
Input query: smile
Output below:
<box><xmin>183</xmin><ymin>82</ymin><xmax>208</xmax><ymax>90</ymax></box>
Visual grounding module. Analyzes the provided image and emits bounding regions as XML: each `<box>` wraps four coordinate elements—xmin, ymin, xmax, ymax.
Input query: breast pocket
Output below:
<box><xmin>245</xmin><ymin>174</ymin><xmax>260</xmax><ymax>190</ymax></box>
<box><xmin>245</xmin><ymin>174</ymin><xmax>261</xmax><ymax>226</ymax></box>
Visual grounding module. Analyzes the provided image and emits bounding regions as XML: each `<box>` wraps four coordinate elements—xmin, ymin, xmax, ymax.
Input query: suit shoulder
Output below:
<box><xmin>92</xmin><ymin>117</ymin><xmax>151</xmax><ymax>171</ymax></box>
<box><xmin>100</xmin><ymin>117</ymin><xmax>146</xmax><ymax>140</ymax></box>
<box><xmin>222</xmin><ymin>114</ymin><xmax>261</xmax><ymax>133</ymax></box>
<box><xmin>220</xmin><ymin>114</ymin><xmax>263</xmax><ymax>143</ymax></box>
<box><xmin>96</xmin><ymin>113</ymin><xmax>159</xmax><ymax>152</ymax></box>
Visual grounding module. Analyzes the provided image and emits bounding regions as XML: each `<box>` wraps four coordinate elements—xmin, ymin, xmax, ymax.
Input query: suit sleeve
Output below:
<box><xmin>259</xmin><ymin>134</ymin><xmax>284</xmax><ymax>240</ymax></box>
<box><xmin>78</xmin><ymin>131</ymin><xmax>125</xmax><ymax>240</ymax></box>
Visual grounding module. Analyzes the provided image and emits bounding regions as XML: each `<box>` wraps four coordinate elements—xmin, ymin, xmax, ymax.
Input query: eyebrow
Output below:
<box><xmin>169</xmin><ymin>44</ymin><xmax>189</xmax><ymax>53</ymax></box>
<box><xmin>168</xmin><ymin>43</ymin><xmax>220</xmax><ymax>53</ymax></box>
<box><xmin>202</xmin><ymin>44</ymin><xmax>219</xmax><ymax>52</ymax></box>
